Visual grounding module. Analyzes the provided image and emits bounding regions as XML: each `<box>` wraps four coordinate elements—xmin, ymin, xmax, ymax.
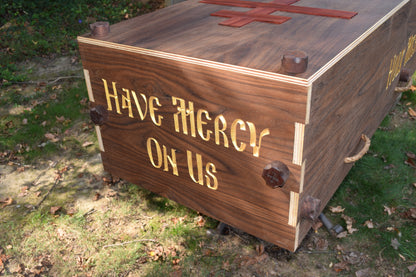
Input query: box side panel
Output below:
<box><xmin>403</xmin><ymin>0</ymin><xmax>416</xmax><ymax>72</ymax></box>
<box><xmin>78</xmin><ymin>41</ymin><xmax>309</xmax><ymax>251</ymax></box>
<box><xmin>298</xmin><ymin>2</ymin><xmax>410</xmax><ymax>243</ymax></box>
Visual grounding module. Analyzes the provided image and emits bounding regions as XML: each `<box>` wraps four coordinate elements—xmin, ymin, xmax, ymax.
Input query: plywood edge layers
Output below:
<box><xmin>288</xmin><ymin>191</ymin><xmax>299</xmax><ymax>227</ymax></box>
<box><xmin>292</xmin><ymin>122</ymin><xmax>305</xmax><ymax>166</ymax></box>
<box><xmin>77</xmin><ymin>37</ymin><xmax>310</xmax><ymax>87</ymax></box>
<box><xmin>83</xmin><ymin>69</ymin><xmax>95</xmax><ymax>102</ymax></box>
<box><xmin>308</xmin><ymin>0</ymin><xmax>410</xmax><ymax>84</ymax></box>
<box><xmin>95</xmin><ymin>125</ymin><xmax>105</xmax><ymax>152</ymax></box>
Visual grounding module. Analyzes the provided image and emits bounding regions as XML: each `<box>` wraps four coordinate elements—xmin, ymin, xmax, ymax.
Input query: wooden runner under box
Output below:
<box><xmin>78</xmin><ymin>0</ymin><xmax>416</xmax><ymax>251</ymax></box>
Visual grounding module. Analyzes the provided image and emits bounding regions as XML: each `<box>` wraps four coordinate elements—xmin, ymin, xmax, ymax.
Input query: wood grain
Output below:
<box><xmin>82</xmin><ymin>0</ymin><xmax>405</xmax><ymax>78</ymax></box>
<box><xmin>77</xmin><ymin>0</ymin><xmax>415</xmax><ymax>251</ymax></box>
<box><xmin>298</xmin><ymin>1</ymin><xmax>410</xmax><ymax>245</ymax></box>
<box><xmin>78</xmin><ymin>41</ymin><xmax>308</xmax><ymax>250</ymax></box>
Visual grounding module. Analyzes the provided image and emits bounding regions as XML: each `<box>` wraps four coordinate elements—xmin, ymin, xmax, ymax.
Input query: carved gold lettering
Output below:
<box><xmin>386</xmin><ymin>49</ymin><xmax>406</xmax><ymax>90</ymax></box>
<box><xmin>187</xmin><ymin>150</ymin><xmax>204</xmax><ymax>185</ymax></box>
<box><xmin>147</xmin><ymin>137</ymin><xmax>163</xmax><ymax>169</ymax></box>
<box><xmin>163</xmin><ymin>145</ymin><xmax>178</xmax><ymax>176</ymax></box>
<box><xmin>214</xmin><ymin>115</ymin><xmax>229</xmax><ymax>148</ymax></box>
<box><xmin>172</xmin><ymin>97</ymin><xmax>196</xmax><ymax>137</ymax></box>
<box><xmin>149</xmin><ymin>96</ymin><xmax>163</xmax><ymax>126</ymax></box>
<box><xmin>404</xmin><ymin>34</ymin><xmax>416</xmax><ymax>66</ymax></box>
<box><xmin>121</xmin><ymin>88</ymin><xmax>133</xmax><ymax>118</ymax></box>
<box><xmin>131</xmin><ymin>90</ymin><xmax>148</xmax><ymax>120</ymax></box>
<box><xmin>197</xmin><ymin>109</ymin><xmax>212</xmax><ymax>141</ymax></box>
<box><xmin>102</xmin><ymin>79</ymin><xmax>121</xmax><ymax>114</ymax></box>
<box><xmin>205</xmin><ymin>162</ymin><xmax>218</xmax><ymax>190</ymax></box>
<box><xmin>246</xmin><ymin>122</ymin><xmax>270</xmax><ymax>157</ymax></box>
<box><xmin>231</xmin><ymin>119</ymin><xmax>247</xmax><ymax>152</ymax></box>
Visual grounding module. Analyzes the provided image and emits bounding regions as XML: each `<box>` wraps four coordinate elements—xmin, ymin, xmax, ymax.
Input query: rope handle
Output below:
<box><xmin>344</xmin><ymin>134</ymin><xmax>371</xmax><ymax>163</ymax></box>
<box><xmin>395</xmin><ymin>78</ymin><xmax>413</xmax><ymax>93</ymax></box>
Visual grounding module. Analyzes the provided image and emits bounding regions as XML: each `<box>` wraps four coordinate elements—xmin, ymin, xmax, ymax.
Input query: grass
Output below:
<box><xmin>0</xmin><ymin>82</ymin><xmax>90</xmax><ymax>162</ymax></box>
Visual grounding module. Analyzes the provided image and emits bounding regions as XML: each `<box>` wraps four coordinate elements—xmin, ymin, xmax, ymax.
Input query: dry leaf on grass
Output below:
<box><xmin>355</xmin><ymin>268</ymin><xmax>371</xmax><ymax>277</ymax></box>
<box><xmin>408</xmin><ymin>263</ymin><xmax>416</xmax><ymax>273</ymax></box>
<box><xmin>93</xmin><ymin>192</ymin><xmax>101</xmax><ymax>201</ymax></box>
<box><xmin>342</xmin><ymin>214</ymin><xmax>358</xmax><ymax>234</ymax></box>
<box><xmin>330</xmin><ymin>206</ymin><xmax>345</xmax><ymax>213</ymax></box>
<box><xmin>50</xmin><ymin>206</ymin><xmax>62</xmax><ymax>215</ymax></box>
<box><xmin>410</xmin><ymin>208</ymin><xmax>416</xmax><ymax>219</ymax></box>
<box><xmin>337</xmin><ymin>231</ymin><xmax>348</xmax><ymax>239</ymax></box>
<box><xmin>390</xmin><ymin>238</ymin><xmax>400</xmax><ymax>250</ymax></box>
<box><xmin>45</xmin><ymin>133</ymin><xmax>59</xmax><ymax>142</ymax></box>
<box><xmin>363</xmin><ymin>220</ymin><xmax>374</xmax><ymax>229</ymax></box>
<box><xmin>256</xmin><ymin>243</ymin><xmax>265</xmax><ymax>255</ymax></box>
<box><xmin>82</xmin><ymin>141</ymin><xmax>93</xmax><ymax>147</ymax></box>
<box><xmin>406</xmin><ymin>152</ymin><xmax>416</xmax><ymax>169</ymax></box>
<box><xmin>384</xmin><ymin>205</ymin><xmax>396</xmax><ymax>215</ymax></box>
<box><xmin>0</xmin><ymin>197</ymin><xmax>13</xmax><ymax>208</ymax></box>
<box><xmin>55</xmin><ymin>116</ymin><xmax>65</xmax><ymax>122</ymax></box>
<box><xmin>409</xmin><ymin>107</ymin><xmax>416</xmax><ymax>118</ymax></box>
<box><xmin>196</xmin><ymin>216</ymin><xmax>206</xmax><ymax>227</ymax></box>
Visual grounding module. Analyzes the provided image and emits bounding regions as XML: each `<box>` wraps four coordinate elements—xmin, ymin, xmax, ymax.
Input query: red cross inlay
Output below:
<box><xmin>199</xmin><ymin>0</ymin><xmax>357</xmax><ymax>27</ymax></box>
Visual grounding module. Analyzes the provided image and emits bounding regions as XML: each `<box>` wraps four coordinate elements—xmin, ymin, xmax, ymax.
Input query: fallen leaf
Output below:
<box><xmin>49</xmin><ymin>93</ymin><xmax>57</xmax><ymax>100</ymax></box>
<box><xmin>390</xmin><ymin>238</ymin><xmax>400</xmax><ymax>250</ymax></box>
<box><xmin>6</xmin><ymin>245</ymin><xmax>12</xmax><ymax>250</ymax></box>
<box><xmin>41</xmin><ymin>121</ymin><xmax>47</xmax><ymax>127</ymax></box>
<box><xmin>407</xmin><ymin>152</ymin><xmax>416</xmax><ymax>159</ymax></box>
<box><xmin>5</xmin><ymin>120</ymin><xmax>14</xmax><ymax>129</ymax></box>
<box><xmin>342</xmin><ymin>214</ymin><xmax>358</xmax><ymax>234</ymax></box>
<box><xmin>56</xmin><ymin>115</ymin><xmax>65</xmax><ymax>122</ymax></box>
<box><xmin>106</xmin><ymin>189</ymin><xmax>118</xmax><ymax>198</ymax></box>
<box><xmin>22</xmin><ymin>118</ymin><xmax>28</xmax><ymax>125</ymax></box>
<box><xmin>337</xmin><ymin>231</ymin><xmax>348</xmax><ymax>239</ymax></box>
<box><xmin>409</xmin><ymin>107</ymin><xmax>416</xmax><ymax>118</ymax></box>
<box><xmin>334</xmin><ymin>261</ymin><xmax>349</xmax><ymax>272</ymax></box>
<box><xmin>66</xmin><ymin>208</ymin><xmax>76</xmax><ymax>216</ymax></box>
<box><xmin>330</xmin><ymin>206</ymin><xmax>345</xmax><ymax>213</ymax></box>
<box><xmin>45</xmin><ymin>133</ymin><xmax>59</xmax><ymax>142</ymax></box>
<box><xmin>50</xmin><ymin>206</ymin><xmax>62</xmax><ymax>215</ymax></box>
<box><xmin>408</xmin><ymin>263</ymin><xmax>416</xmax><ymax>272</ymax></box>
<box><xmin>82</xmin><ymin>141</ymin><xmax>93</xmax><ymax>147</ymax></box>
<box><xmin>399</xmin><ymin>253</ymin><xmax>406</xmax><ymax>261</ymax></box>
<box><xmin>0</xmin><ymin>197</ymin><xmax>13</xmax><ymax>208</ymax></box>
<box><xmin>196</xmin><ymin>216</ymin><xmax>206</xmax><ymax>227</ymax></box>
<box><xmin>384</xmin><ymin>205</ymin><xmax>395</xmax><ymax>216</ymax></box>
<box><xmin>363</xmin><ymin>220</ymin><xmax>374</xmax><ymax>229</ymax></box>
<box><xmin>411</xmin><ymin>85</ymin><xmax>416</xmax><ymax>92</ymax></box>
<box><xmin>93</xmin><ymin>192</ymin><xmax>101</xmax><ymax>201</ymax></box>
<box><xmin>413</xmin><ymin>183</ymin><xmax>416</xmax><ymax>189</ymax></box>
<box><xmin>57</xmin><ymin>228</ymin><xmax>66</xmax><ymax>239</ymax></box>
<box><xmin>256</xmin><ymin>243</ymin><xmax>265</xmax><ymax>255</ymax></box>
<box><xmin>410</xmin><ymin>208</ymin><xmax>416</xmax><ymax>219</ymax></box>
<box><xmin>355</xmin><ymin>268</ymin><xmax>371</xmax><ymax>277</ymax></box>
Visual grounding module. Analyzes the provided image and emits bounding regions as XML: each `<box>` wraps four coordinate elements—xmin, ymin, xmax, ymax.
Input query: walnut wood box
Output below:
<box><xmin>78</xmin><ymin>0</ymin><xmax>416</xmax><ymax>251</ymax></box>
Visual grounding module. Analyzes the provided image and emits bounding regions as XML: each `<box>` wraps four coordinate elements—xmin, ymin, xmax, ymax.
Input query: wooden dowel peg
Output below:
<box><xmin>262</xmin><ymin>161</ymin><xmax>290</xmax><ymax>189</ymax></box>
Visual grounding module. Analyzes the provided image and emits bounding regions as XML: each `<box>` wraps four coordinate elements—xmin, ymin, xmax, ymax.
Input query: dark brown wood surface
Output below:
<box><xmin>299</xmin><ymin>1</ymin><xmax>411</xmax><ymax>243</ymax></box>
<box><xmin>403</xmin><ymin>0</ymin><xmax>416</xmax><ymax>73</ymax></box>
<box><xmin>78</xmin><ymin>41</ymin><xmax>309</xmax><ymax>250</ymax></box>
<box><xmin>77</xmin><ymin>0</ymin><xmax>416</xmax><ymax>251</ymax></box>
<box><xmin>85</xmin><ymin>0</ymin><xmax>405</xmax><ymax>78</ymax></box>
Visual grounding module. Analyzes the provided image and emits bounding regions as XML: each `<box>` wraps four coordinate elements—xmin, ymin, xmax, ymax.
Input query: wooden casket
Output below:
<box><xmin>78</xmin><ymin>0</ymin><xmax>416</xmax><ymax>251</ymax></box>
